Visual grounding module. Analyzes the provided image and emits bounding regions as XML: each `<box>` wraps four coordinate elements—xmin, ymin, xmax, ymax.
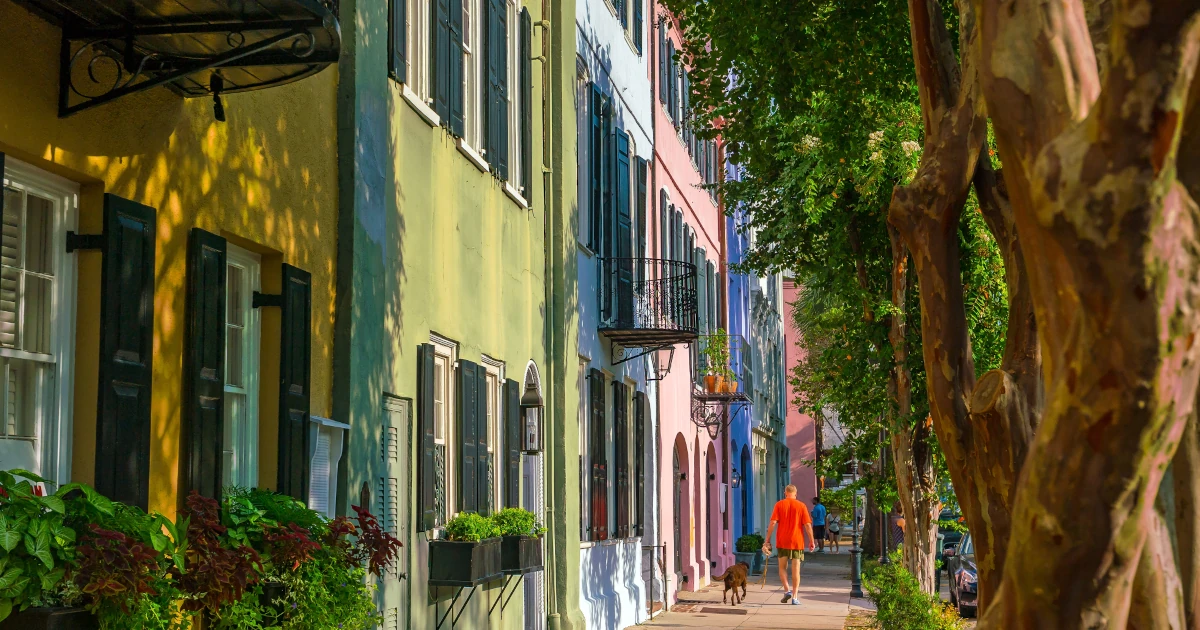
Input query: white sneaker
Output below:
<box><xmin>791</xmin><ymin>598</ymin><xmax>801</xmax><ymax>605</ymax></box>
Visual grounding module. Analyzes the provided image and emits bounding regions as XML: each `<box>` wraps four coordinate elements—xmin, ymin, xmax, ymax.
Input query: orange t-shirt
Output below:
<box><xmin>770</xmin><ymin>498</ymin><xmax>813</xmax><ymax>550</ymax></box>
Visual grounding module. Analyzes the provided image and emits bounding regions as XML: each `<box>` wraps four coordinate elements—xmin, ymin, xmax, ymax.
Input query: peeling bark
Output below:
<box><xmin>1173</xmin><ymin>413</ymin><xmax>1200</xmax><ymax>628</ymax></box>
<box><xmin>976</xmin><ymin>0</ymin><xmax>1200</xmax><ymax>626</ymax></box>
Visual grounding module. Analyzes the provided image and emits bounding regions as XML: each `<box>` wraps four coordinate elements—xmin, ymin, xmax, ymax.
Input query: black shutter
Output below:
<box><xmin>633</xmin><ymin>0</ymin><xmax>642</xmax><ymax>54</ymax></box>
<box><xmin>448</xmin><ymin>0</ymin><xmax>465</xmax><ymax>136</ymax></box>
<box><xmin>618</xmin><ymin>0</ymin><xmax>627</xmax><ymax>29</ymax></box>
<box><xmin>181</xmin><ymin>228</ymin><xmax>226</xmax><ymax>501</ymax></box>
<box><xmin>635</xmin><ymin>158</ymin><xmax>648</xmax><ymax>284</ymax></box>
<box><xmin>615</xmin><ymin>133</ymin><xmax>633</xmax><ymax>326</ymax></box>
<box><xmin>94</xmin><ymin>194</ymin><xmax>156</xmax><ymax>511</ymax></box>
<box><xmin>505</xmin><ymin>378</ymin><xmax>521</xmax><ymax>508</ymax></box>
<box><xmin>667</xmin><ymin>39</ymin><xmax>676</xmax><ymax>124</ymax></box>
<box><xmin>494</xmin><ymin>0</ymin><xmax>510</xmax><ymax>180</ymax></box>
<box><xmin>601</xmin><ymin>99</ymin><xmax>613</xmax><ymax>258</ymax></box>
<box><xmin>520</xmin><ymin>8</ymin><xmax>533</xmax><ymax>197</ymax></box>
<box><xmin>458</xmin><ymin>359</ymin><xmax>480</xmax><ymax>513</ymax></box>
<box><xmin>659</xmin><ymin>191</ymin><xmax>668</xmax><ymax>261</ymax></box>
<box><xmin>658</xmin><ymin>21</ymin><xmax>667</xmax><ymax>104</ymax></box>
<box><xmin>589</xmin><ymin>84</ymin><xmax>604</xmax><ymax>252</ymax></box>
<box><xmin>612</xmin><ymin>381</ymin><xmax>627</xmax><ymax>539</ymax></box>
<box><xmin>683</xmin><ymin>72</ymin><xmax>691</xmax><ymax>148</ymax></box>
<box><xmin>588</xmin><ymin>369</ymin><xmax>607</xmax><ymax>540</ymax></box>
<box><xmin>475</xmin><ymin>365</ymin><xmax>489</xmax><ymax>514</ymax></box>
<box><xmin>389</xmin><ymin>0</ymin><xmax>407</xmax><ymax>81</ymax></box>
<box><xmin>634</xmin><ymin>390</ymin><xmax>645</xmax><ymax>536</ymax></box>
<box><xmin>277</xmin><ymin>264</ymin><xmax>312</xmax><ymax>501</ymax></box>
<box><xmin>417</xmin><ymin>344</ymin><xmax>437</xmax><ymax>531</ymax></box>
<box><xmin>433</xmin><ymin>0</ymin><xmax>452</xmax><ymax>120</ymax></box>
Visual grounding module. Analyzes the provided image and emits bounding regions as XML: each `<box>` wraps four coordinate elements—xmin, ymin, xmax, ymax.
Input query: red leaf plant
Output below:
<box><xmin>263</xmin><ymin>522</ymin><xmax>321</xmax><ymax>571</ymax></box>
<box><xmin>351</xmin><ymin>505</ymin><xmax>403</xmax><ymax>577</ymax></box>
<box><xmin>178</xmin><ymin>491</ymin><xmax>261</xmax><ymax>613</ymax></box>
<box><xmin>72</xmin><ymin>525</ymin><xmax>160</xmax><ymax>612</ymax></box>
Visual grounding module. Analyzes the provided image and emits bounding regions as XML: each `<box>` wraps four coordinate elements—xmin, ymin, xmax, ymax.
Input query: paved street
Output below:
<box><xmin>627</xmin><ymin>550</ymin><xmax>873</xmax><ymax>629</ymax></box>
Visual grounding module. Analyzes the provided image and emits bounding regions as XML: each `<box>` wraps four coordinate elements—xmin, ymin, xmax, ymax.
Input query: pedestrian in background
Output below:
<box><xmin>826</xmin><ymin>512</ymin><xmax>841</xmax><ymax>553</ymax></box>
<box><xmin>763</xmin><ymin>485</ymin><xmax>816</xmax><ymax>606</ymax></box>
<box><xmin>811</xmin><ymin>496</ymin><xmax>827</xmax><ymax>552</ymax></box>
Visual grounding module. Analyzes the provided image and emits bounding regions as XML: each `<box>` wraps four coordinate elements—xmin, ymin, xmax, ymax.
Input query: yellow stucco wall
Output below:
<box><xmin>0</xmin><ymin>0</ymin><xmax>339</xmax><ymax>517</ymax></box>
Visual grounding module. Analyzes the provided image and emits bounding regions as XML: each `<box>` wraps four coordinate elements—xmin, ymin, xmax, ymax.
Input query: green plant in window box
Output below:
<box><xmin>491</xmin><ymin>508</ymin><xmax>545</xmax><ymax>575</ymax></box>
<box><xmin>700</xmin><ymin>329</ymin><xmax>736</xmax><ymax>392</ymax></box>
<box><xmin>429</xmin><ymin>513</ymin><xmax>502</xmax><ymax>587</ymax></box>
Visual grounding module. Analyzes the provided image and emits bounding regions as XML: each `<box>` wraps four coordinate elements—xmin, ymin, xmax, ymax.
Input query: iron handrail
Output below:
<box><xmin>598</xmin><ymin>257</ymin><xmax>699</xmax><ymax>337</ymax></box>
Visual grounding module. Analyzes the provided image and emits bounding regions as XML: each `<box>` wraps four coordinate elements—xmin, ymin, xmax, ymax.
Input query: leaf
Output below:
<box><xmin>0</xmin><ymin>599</ymin><xmax>9</xmax><ymax>622</ymax></box>
<box><xmin>0</xmin><ymin>567</ymin><xmax>23</xmax><ymax>591</ymax></box>
<box><xmin>37</xmin><ymin>495</ymin><xmax>65</xmax><ymax>515</ymax></box>
<box><xmin>39</xmin><ymin>567</ymin><xmax>64</xmax><ymax>591</ymax></box>
<box><xmin>1</xmin><ymin>577</ymin><xmax>30</xmax><ymax>599</ymax></box>
<box><xmin>0</xmin><ymin>517</ymin><xmax>21</xmax><ymax>552</ymax></box>
<box><xmin>6</xmin><ymin>469</ymin><xmax>48</xmax><ymax>484</ymax></box>
<box><xmin>23</xmin><ymin>526</ymin><xmax>52</xmax><ymax>569</ymax></box>
<box><xmin>55</xmin><ymin>483</ymin><xmax>115</xmax><ymax>516</ymax></box>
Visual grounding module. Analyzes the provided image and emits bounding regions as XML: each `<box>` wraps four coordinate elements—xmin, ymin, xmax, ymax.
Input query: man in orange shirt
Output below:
<box><xmin>762</xmin><ymin>484</ymin><xmax>816</xmax><ymax>605</ymax></box>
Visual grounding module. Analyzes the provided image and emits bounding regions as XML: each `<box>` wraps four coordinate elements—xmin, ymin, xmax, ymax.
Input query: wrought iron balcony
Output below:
<box><xmin>598</xmin><ymin>258</ymin><xmax>698</xmax><ymax>351</ymax></box>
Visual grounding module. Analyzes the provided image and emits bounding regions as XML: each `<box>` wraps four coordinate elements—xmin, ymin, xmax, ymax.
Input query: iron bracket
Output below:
<box><xmin>488</xmin><ymin>574</ymin><xmax>525</xmax><ymax>615</ymax></box>
<box><xmin>65</xmin><ymin>231</ymin><xmax>104</xmax><ymax>253</ymax></box>
<box><xmin>434</xmin><ymin>585</ymin><xmax>480</xmax><ymax>630</ymax></box>
<box><xmin>252</xmin><ymin>291</ymin><xmax>283</xmax><ymax>308</ymax></box>
<box><xmin>610</xmin><ymin>340</ymin><xmax>679</xmax><ymax>368</ymax></box>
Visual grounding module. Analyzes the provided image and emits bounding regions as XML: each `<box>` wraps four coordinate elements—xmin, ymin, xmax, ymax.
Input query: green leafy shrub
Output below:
<box><xmin>863</xmin><ymin>551</ymin><xmax>964</xmax><ymax>630</ymax></box>
<box><xmin>0</xmin><ymin>469</ymin><xmax>79</xmax><ymax>620</ymax></box>
<box><xmin>735</xmin><ymin>533</ymin><xmax>764</xmax><ymax>553</ymax></box>
<box><xmin>444</xmin><ymin>513</ymin><xmax>500</xmax><ymax>541</ymax></box>
<box><xmin>490</xmin><ymin>508</ymin><xmax>546</xmax><ymax>537</ymax></box>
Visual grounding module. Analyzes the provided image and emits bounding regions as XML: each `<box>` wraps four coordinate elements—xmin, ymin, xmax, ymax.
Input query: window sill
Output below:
<box><xmin>457</xmin><ymin>139</ymin><xmax>490</xmax><ymax>173</ymax></box>
<box><xmin>401</xmin><ymin>84</ymin><xmax>441</xmax><ymax>128</ymax></box>
<box><xmin>504</xmin><ymin>182</ymin><xmax>530</xmax><ymax>209</ymax></box>
<box><xmin>578</xmin><ymin>241</ymin><xmax>595</xmax><ymax>258</ymax></box>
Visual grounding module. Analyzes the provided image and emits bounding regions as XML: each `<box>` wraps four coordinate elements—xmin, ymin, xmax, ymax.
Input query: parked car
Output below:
<box><xmin>943</xmin><ymin>532</ymin><xmax>977</xmax><ymax>617</ymax></box>
<box><xmin>937</xmin><ymin>509</ymin><xmax>964</xmax><ymax>551</ymax></box>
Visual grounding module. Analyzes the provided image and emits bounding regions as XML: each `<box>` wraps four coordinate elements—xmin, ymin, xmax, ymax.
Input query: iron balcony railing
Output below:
<box><xmin>598</xmin><ymin>258</ymin><xmax>699</xmax><ymax>347</ymax></box>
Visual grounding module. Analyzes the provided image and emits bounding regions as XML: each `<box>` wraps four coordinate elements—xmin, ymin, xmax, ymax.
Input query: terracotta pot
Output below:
<box><xmin>715</xmin><ymin>376</ymin><xmax>727</xmax><ymax>392</ymax></box>
<box><xmin>704</xmin><ymin>375</ymin><xmax>718</xmax><ymax>392</ymax></box>
<box><xmin>728</xmin><ymin>380</ymin><xmax>738</xmax><ymax>393</ymax></box>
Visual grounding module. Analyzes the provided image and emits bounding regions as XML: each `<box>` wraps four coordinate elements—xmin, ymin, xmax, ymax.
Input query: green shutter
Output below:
<box><xmin>636</xmin><ymin>158</ymin><xmax>648</xmax><ymax>283</ymax></box>
<box><xmin>589</xmin><ymin>84</ymin><xmax>604</xmax><ymax>252</ymax></box>
<box><xmin>417</xmin><ymin>344</ymin><xmax>437</xmax><ymax>530</ymax></box>
<box><xmin>458</xmin><ymin>359</ymin><xmax>480</xmax><ymax>512</ymax></box>
<box><xmin>505</xmin><ymin>378</ymin><xmax>521</xmax><ymax>508</ymax></box>
<box><xmin>475</xmin><ymin>364</ymin><xmax>489</xmax><ymax>514</ymax></box>
<box><xmin>182</xmin><ymin>228</ymin><xmax>227</xmax><ymax>501</ymax></box>
<box><xmin>657</xmin><ymin>20</ymin><xmax>667</xmax><ymax>103</ymax></box>
<box><xmin>634</xmin><ymin>391</ymin><xmax>645</xmax><ymax>536</ymax></box>
<box><xmin>520</xmin><ymin>8</ymin><xmax>533</xmax><ymax>197</ymax></box>
<box><xmin>94</xmin><ymin>194</ymin><xmax>157</xmax><ymax>511</ymax></box>
<box><xmin>433</xmin><ymin>0</ymin><xmax>452</xmax><ymax>120</ymax></box>
<box><xmin>277</xmin><ymin>264</ymin><xmax>312</xmax><ymax>501</ymax></box>
<box><xmin>389</xmin><ymin>0</ymin><xmax>407</xmax><ymax>81</ymax></box>
<box><xmin>448</xmin><ymin>0</ymin><xmax>465</xmax><ymax>136</ymax></box>
<box><xmin>633</xmin><ymin>0</ymin><xmax>643</xmax><ymax>54</ymax></box>
<box><xmin>615</xmin><ymin>132</ymin><xmax>633</xmax><ymax>326</ymax></box>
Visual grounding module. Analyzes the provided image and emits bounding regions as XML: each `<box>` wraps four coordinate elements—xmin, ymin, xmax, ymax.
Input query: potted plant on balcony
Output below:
<box><xmin>491</xmin><ymin>508</ymin><xmax>545</xmax><ymax>575</ymax></box>
<box><xmin>701</xmin><ymin>329</ymin><xmax>732</xmax><ymax>392</ymax></box>
<box><xmin>735</xmin><ymin>533</ymin><xmax>764</xmax><ymax>575</ymax></box>
<box><xmin>428</xmin><ymin>513</ymin><xmax>502</xmax><ymax>587</ymax></box>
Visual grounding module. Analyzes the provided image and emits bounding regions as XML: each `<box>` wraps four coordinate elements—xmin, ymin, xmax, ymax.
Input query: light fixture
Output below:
<box><xmin>731</xmin><ymin>468</ymin><xmax>742</xmax><ymax>488</ymax></box>
<box><xmin>520</xmin><ymin>379</ymin><xmax>543</xmax><ymax>453</ymax></box>
<box><xmin>705</xmin><ymin>417</ymin><xmax>722</xmax><ymax>440</ymax></box>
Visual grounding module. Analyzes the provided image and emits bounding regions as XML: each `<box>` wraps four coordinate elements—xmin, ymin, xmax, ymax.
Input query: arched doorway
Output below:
<box><xmin>706</xmin><ymin>446</ymin><xmax>717</xmax><ymax>566</ymax></box>
<box><xmin>740</xmin><ymin>445</ymin><xmax>752</xmax><ymax>536</ymax></box>
<box><xmin>672</xmin><ymin>441</ymin><xmax>684</xmax><ymax>587</ymax></box>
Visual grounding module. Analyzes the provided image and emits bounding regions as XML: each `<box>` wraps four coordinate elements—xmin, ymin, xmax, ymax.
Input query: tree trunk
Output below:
<box><xmin>887</xmin><ymin>225</ymin><xmax>940</xmax><ymax>593</ymax></box>
<box><xmin>975</xmin><ymin>0</ymin><xmax>1200</xmax><ymax>626</ymax></box>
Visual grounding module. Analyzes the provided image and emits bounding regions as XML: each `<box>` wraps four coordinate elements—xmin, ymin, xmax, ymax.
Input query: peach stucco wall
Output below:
<box><xmin>783</xmin><ymin>279</ymin><xmax>818</xmax><ymax>501</ymax></box>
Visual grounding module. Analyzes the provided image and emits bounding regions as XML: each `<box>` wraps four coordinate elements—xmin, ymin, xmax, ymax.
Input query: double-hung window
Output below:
<box><xmin>431</xmin><ymin>337</ymin><xmax>456</xmax><ymax>518</ymax></box>
<box><xmin>408</xmin><ymin>0</ymin><xmax>433</xmax><ymax>105</ymax></box>
<box><xmin>0</xmin><ymin>159</ymin><xmax>77</xmax><ymax>487</ymax></box>
<box><xmin>223</xmin><ymin>244</ymin><xmax>261</xmax><ymax>490</ymax></box>
<box><xmin>482</xmin><ymin>357</ymin><xmax>503</xmax><ymax>511</ymax></box>
<box><xmin>463</xmin><ymin>0</ymin><xmax>483</xmax><ymax>149</ymax></box>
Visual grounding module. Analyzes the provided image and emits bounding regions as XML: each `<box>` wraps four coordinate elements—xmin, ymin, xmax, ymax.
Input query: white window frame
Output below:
<box><xmin>404</xmin><ymin>0</ymin><xmax>436</xmax><ymax>122</ymax></box>
<box><xmin>0</xmin><ymin>158</ymin><xmax>77</xmax><ymax>489</ymax></box>
<box><xmin>430</xmin><ymin>333</ymin><xmax>457</xmax><ymax>516</ymax></box>
<box><xmin>463</xmin><ymin>0</ymin><xmax>484</xmax><ymax>153</ymax></box>
<box><xmin>224</xmin><ymin>243</ymin><xmax>261</xmax><ymax>490</ymax></box>
<box><xmin>506</xmin><ymin>0</ymin><xmax>522</xmax><ymax>192</ymax></box>
<box><xmin>481</xmin><ymin>355</ymin><xmax>504</xmax><ymax>511</ymax></box>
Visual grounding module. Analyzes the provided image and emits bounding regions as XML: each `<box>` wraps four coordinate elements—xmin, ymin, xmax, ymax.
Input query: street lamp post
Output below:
<box><xmin>878</xmin><ymin>429</ymin><xmax>890</xmax><ymax>565</ymax></box>
<box><xmin>849</xmin><ymin>452</ymin><xmax>864</xmax><ymax>599</ymax></box>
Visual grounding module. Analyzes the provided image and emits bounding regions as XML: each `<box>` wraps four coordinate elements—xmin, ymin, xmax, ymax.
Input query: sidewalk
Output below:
<box><xmin>627</xmin><ymin>549</ymin><xmax>874</xmax><ymax>629</ymax></box>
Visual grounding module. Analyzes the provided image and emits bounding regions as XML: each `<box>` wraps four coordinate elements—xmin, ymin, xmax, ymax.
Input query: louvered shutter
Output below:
<box><xmin>633</xmin><ymin>0</ymin><xmax>642</xmax><ymax>54</ymax></box>
<box><xmin>612</xmin><ymin>381</ymin><xmax>627</xmax><ymax>538</ymax></box>
<box><xmin>614</xmin><ymin>133</ymin><xmax>633</xmax><ymax>326</ymax></box>
<box><xmin>667</xmin><ymin>40</ymin><xmax>676</xmax><ymax>124</ymax></box>
<box><xmin>519</xmin><ymin>8</ymin><xmax>533</xmax><ymax>197</ymax></box>
<box><xmin>389</xmin><ymin>0</ymin><xmax>407</xmax><ymax>81</ymax></box>
<box><xmin>493</xmin><ymin>0</ymin><xmax>510</xmax><ymax>180</ymax></box>
<box><xmin>601</xmin><ymin>99</ymin><xmax>613</xmax><ymax>259</ymax></box>
<box><xmin>475</xmin><ymin>365</ymin><xmax>489</xmax><ymax>515</ymax></box>
<box><xmin>657</xmin><ymin>21</ymin><xmax>666</xmax><ymax>104</ymax></box>
<box><xmin>417</xmin><ymin>344</ymin><xmax>437</xmax><ymax>530</ymax></box>
<box><xmin>635</xmin><ymin>158</ymin><xmax>647</xmax><ymax>284</ymax></box>
<box><xmin>588</xmin><ymin>369</ymin><xmax>606</xmax><ymax>540</ymax></box>
<box><xmin>433</xmin><ymin>0</ymin><xmax>452</xmax><ymax>120</ymax></box>
<box><xmin>277</xmin><ymin>264</ymin><xmax>312</xmax><ymax>501</ymax></box>
<box><xmin>457</xmin><ymin>360</ymin><xmax>480</xmax><ymax>512</ymax></box>
<box><xmin>618</xmin><ymin>0</ymin><xmax>627</xmax><ymax>28</ymax></box>
<box><xmin>658</xmin><ymin>193</ymin><xmax>668</xmax><ymax>262</ymax></box>
<box><xmin>448</xmin><ymin>0</ymin><xmax>465</xmax><ymax>136</ymax></box>
<box><xmin>682</xmin><ymin>71</ymin><xmax>690</xmax><ymax>147</ymax></box>
<box><xmin>309</xmin><ymin>428</ymin><xmax>331</xmax><ymax>514</ymax></box>
<box><xmin>505</xmin><ymin>378</ymin><xmax>521</xmax><ymax>507</ymax></box>
<box><xmin>181</xmin><ymin>228</ymin><xmax>226</xmax><ymax>500</ymax></box>
<box><xmin>708</xmin><ymin>261</ymin><xmax>717</xmax><ymax>328</ymax></box>
<box><xmin>94</xmin><ymin>194</ymin><xmax>156</xmax><ymax>510</ymax></box>
<box><xmin>589</xmin><ymin>84</ymin><xmax>604</xmax><ymax>252</ymax></box>
<box><xmin>696</xmin><ymin>248</ymin><xmax>707</xmax><ymax>334</ymax></box>
<box><xmin>634</xmin><ymin>391</ymin><xmax>645</xmax><ymax>536</ymax></box>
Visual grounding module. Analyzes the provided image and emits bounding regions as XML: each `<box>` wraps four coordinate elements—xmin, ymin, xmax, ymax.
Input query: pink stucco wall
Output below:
<box><xmin>783</xmin><ymin>279</ymin><xmax>819</xmax><ymax>501</ymax></box>
<box><xmin>651</xmin><ymin>3</ymin><xmax>733</xmax><ymax>604</ymax></box>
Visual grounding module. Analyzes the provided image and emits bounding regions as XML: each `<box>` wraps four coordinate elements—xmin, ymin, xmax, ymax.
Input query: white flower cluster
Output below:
<box><xmin>869</xmin><ymin>151</ymin><xmax>883</xmax><ymax>163</ymax></box>
<box><xmin>801</xmin><ymin>135</ymin><xmax>821</xmax><ymax>152</ymax></box>
<box><xmin>867</xmin><ymin>130</ymin><xmax>884</xmax><ymax>149</ymax></box>
<box><xmin>901</xmin><ymin>140</ymin><xmax>921</xmax><ymax>155</ymax></box>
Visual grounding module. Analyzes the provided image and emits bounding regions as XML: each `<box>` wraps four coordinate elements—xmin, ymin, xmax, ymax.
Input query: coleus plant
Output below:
<box><xmin>72</xmin><ymin>525</ymin><xmax>159</xmax><ymax>611</ymax></box>
<box><xmin>178</xmin><ymin>491</ymin><xmax>261</xmax><ymax>614</ymax></box>
<box><xmin>350</xmin><ymin>506</ymin><xmax>402</xmax><ymax>577</ymax></box>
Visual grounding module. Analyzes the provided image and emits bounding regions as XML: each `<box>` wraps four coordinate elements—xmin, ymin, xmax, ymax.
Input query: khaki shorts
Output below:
<box><xmin>777</xmin><ymin>548</ymin><xmax>805</xmax><ymax>560</ymax></box>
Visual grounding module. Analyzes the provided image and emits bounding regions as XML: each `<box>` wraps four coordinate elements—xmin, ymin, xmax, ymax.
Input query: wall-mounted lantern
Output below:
<box><xmin>731</xmin><ymin>468</ymin><xmax>742</xmax><ymax>488</ymax></box>
<box><xmin>520</xmin><ymin>379</ymin><xmax>544</xmax><ymax>453</ymax></box>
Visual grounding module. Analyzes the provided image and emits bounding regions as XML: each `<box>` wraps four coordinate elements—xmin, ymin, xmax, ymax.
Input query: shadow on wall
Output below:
<box><xmin>0</xmin><ymin>0</ymin><xmax>340</xmax><ymax>515</ymax></box>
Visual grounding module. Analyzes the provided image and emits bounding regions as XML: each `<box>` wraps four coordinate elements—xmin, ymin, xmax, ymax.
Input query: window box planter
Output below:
<box><xmin>733</xmin><ymin>551</ymin><xmax>755</xmax><ymax>570</ymax></box>
<box><xmin>500</xmin><ymin>535</ymin><xmax>543</xmax><ymax>574</ymax></box>
<box><xmin>0</xmin><ymin>607</ymin><xmax>97</xmax><ymax>630</ymax></box>
<box><xmin>428</xmin><ymin>537</ymin><xmax>502</xmax><ymax>586</ymax></box>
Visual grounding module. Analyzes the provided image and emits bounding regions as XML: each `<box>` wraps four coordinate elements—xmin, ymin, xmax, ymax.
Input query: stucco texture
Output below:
<box><xmin>0</xmin><ymin>0</ymin><xmax>340</xmax><ymax>517</ymax></box>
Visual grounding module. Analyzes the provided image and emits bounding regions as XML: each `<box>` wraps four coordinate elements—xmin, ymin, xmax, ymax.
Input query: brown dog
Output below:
<box><xmin>712</xmin><ymin>561</ymin><xmax>750</xmax><ymax>605</ymax></box>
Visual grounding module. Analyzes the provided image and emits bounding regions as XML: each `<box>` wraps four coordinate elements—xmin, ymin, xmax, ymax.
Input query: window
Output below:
<box><xmin>505</xmin><ymin>0</ymin><xmax>523</xmax><ymax>192</ymax></box>
<box><xmin>463</xmin><ymin>0</ymin><xmax>483</xmax><ymax>149</ymax></box>
<box><xmin>223</xmin><ymin>244</ymin><xmax>261</xmax><ymax>489</ymax></box>
<box><xmin>407</xmin><ymin>0</ymin><xmax>432</xmax><ymax>103</ymax></box>
<box><xmin>430</xmin><ymin>335</ymin><xmax>457</xmax><ymax>516</ymax></box>
<box><xmin>0</xmin><ymin>159</ymin><xmax>76</xmax><ymax>487</ymax></box>
<box><xmin>482</xmin><ymin>356</ymin><xmax>504</xmax><ymax>511</ymax></box>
